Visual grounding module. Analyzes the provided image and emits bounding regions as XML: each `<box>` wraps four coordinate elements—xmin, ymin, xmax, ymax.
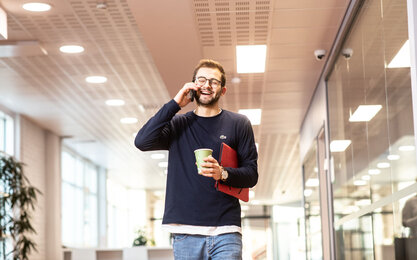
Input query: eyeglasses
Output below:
<box><xmin>195</xmin><ymin>76</ymin><xmax>221</xmax><ymax>88</ymax></box>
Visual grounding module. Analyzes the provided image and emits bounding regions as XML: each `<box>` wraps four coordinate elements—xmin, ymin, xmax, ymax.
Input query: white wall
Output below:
<box><xmin>19</xmin><ymin>115</ymin><xmax>62</xmax><ymax>260</ymax></box>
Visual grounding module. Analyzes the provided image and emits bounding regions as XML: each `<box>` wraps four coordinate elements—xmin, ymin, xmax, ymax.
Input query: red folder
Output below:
<box><xmin>215</xmin><ymin>143</ymin><xmax>249</xmax><ymax>202</ymax></box>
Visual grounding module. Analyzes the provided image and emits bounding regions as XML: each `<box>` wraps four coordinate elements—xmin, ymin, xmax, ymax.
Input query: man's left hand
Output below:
<box><xmin>200</xmin><ymin>156</ymin><xmax>222</xmax><ymax>181</ymax></box>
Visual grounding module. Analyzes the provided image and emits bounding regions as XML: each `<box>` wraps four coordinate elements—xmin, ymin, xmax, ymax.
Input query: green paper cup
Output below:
<box><xmin>194</xmin><ymin>148</ymin><xmax>213</xmax><ymax>174</ymax></box>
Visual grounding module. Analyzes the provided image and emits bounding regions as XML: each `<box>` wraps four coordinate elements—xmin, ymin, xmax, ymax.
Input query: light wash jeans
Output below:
<box><xmin>172</xmin><ymin>232</ymin><xmax>242</xmax><ymax>260</ymax></box>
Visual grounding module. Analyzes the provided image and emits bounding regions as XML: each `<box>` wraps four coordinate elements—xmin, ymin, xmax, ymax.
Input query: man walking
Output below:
<box><xmin>135</xmin><ymin>59</ymin><xmax>258</xmax><ymax>259</ymax></box>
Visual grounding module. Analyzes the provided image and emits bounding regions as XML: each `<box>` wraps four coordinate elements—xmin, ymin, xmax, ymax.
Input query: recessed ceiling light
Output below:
<box><xmin>96</xmin><ymin>2</ymin><xmax>107</xmax><ymax>9</ymax></box>
<box><xmin>305</xmin><ymin>178</ymin><xmax>319</xmax><ymax>187</ymax></box>
<box><xmin>105</xmin><ymin>99</ymin><xmax>125</xmax><ymax>106</ymax></box>
<box><xmin>330</xmin><ymin>140</ymin><xmax>351</xmax><ymax>152</ymax></box>
<box><xmin>387</xmin><ymin>40</ymin><xmax>410</xmax><ymax>68</ymax></box>
<box><xmin>86</xmin><ymin>76</ymin><xmax>107</xmax><ymax>84</ymax></box>
<box><xmin>236</xmin><ymin>45</ymin><xmax>267</xmax><ymax>73</ymax></box>
<box><xmin>399</xmin><ymin>145</ymin><xmax>415</xmax><ymax>151</ymax></box>
<box><xmin>151</xmin><ymin>153</ymin><xmax>165</xmax><ymax>160</ymax></box>
<box><xmin>59</xmin><ymin>45</ymin><xmax>84</xmax><ymax>54</ymax></box>
<box><xmin>361</xmin><ymin>175</ymin><xmax>371</xmax><ymax>181</ymax></box>
<box><xmin>354</xmin><ymin>180</ymin><xmax>367</xmax><ymax>186</ymax></box>
<box><xmin>238</xmin><ymin>109</ymin><xmax>262</xmax><ymax>125</ymax></box>
<box><xmin>304</xmin><ymin>189</ymin><xmax>313</xmax><ymax>197</ymax></box>
<box><xmin>377</xmin><ymin>162</ymin><xmax>390</xmax><ymax>169</ymax></box>
<box><xmin>22</xmin><ymin>3</ymin><xmax>52</xmax><ymax>12</ymax></box>
<box><xmin>231</xmin><ymin>77</ymin><xmax>241</xmax><ymax>84</ymax></box>
<box><xmin>387</xmin><ymin>154</ymin><xmax>400</xmax><ymax>160</ymax></box>
<box><xmin>120</xmin><ymin>117</ymin><xmax>138</xmax><ymax>124</ymax></box>
<box><xmin>158</xmin><ymin>162</ymin><xmax>168</xmax><ymax>168</ymax></box>
<box><xmin>368</xmin><ymin>169</ymin><xmax>381</xmax><ymax>175</ymax></box>
<box><xmin>349</xmin><ymin>105</ymin><xmax>382</xmax><ymax>122</ymax></box>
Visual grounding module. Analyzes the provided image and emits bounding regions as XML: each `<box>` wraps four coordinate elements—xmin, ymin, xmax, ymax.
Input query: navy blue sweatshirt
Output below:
<box><xmin>135</xmin><ymin>99</ymin><xmax>258</xmax><ymax>227</ymax></box>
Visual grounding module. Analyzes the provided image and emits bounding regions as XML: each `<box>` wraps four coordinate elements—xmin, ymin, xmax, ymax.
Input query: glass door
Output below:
<box><xmin>303</xmin><ymin>126</ymin><xmax>334</xmax><ymax>260</ymax></box>
<box><xmin>303</xmin><ymin>138</ymin><xmax>323</xmax><ymax>260</ymax></box>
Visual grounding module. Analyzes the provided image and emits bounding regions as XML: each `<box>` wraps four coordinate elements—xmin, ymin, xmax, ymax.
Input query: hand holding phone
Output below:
<box><xmin>189</xmin><ymin>89</ymin><xmax>196</xmax><ymax>102</ymax></box>
<box><xmin>174</xmin><ymin>82</ymin><xmax>198</xmax><ymax>107</ymax></box>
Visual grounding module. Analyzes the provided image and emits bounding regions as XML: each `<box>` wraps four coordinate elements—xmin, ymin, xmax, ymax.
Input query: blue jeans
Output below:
<box><xmin>172</xmin><ymin>232</ymin><xmax>242</xmax><ymax>260</ymax></box>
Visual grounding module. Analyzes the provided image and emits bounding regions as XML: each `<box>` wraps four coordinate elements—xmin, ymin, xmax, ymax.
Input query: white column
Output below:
<box><xmin>45</xmin><ymin>132</ymin><xmax>62</xmax><ymax>260</ymax></box>
<box><xmin>407</xmin><ymin>0</ymin><xmax>417</xmax><ymax>161</ymax></box>
<box><xmin>98</xmin><ymin>167</ymin><xmax>107</xmax><ymax>247</ymax></box>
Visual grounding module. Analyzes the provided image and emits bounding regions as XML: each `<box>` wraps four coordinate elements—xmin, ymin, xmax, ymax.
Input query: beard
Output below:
<box><xmin>196</xmin><ymin>89</ymin><xmax>222</xmax><ymax>107</ymax></box>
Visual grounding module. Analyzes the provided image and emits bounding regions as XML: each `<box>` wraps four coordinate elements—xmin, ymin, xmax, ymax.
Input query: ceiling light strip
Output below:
<box><xmin>349</xmin><ymin>105</ymin><xmax>382</xmax><ymax>122</ymax></box>
<box><xmin>0</xmin><ymin>7</ymin><xmax>7</xmax><ymax>40</ymax></box>
<box><xmin>22</xmin><ymin>3</ymin><xmax>52</xmax><ymax>12</ymax></box>
<box><xmin>387</xmin><ymin>40</ymin><xmax>410</xmax><ymax>68</ymax></box>
<box><xmin>236</xmin><ymin>45</ymin><xmax>267</xmax><ymax>73</ymax></box>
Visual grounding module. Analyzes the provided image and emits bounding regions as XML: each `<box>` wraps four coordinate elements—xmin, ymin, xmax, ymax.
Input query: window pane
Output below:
<box><xmin>0</xmin><ymin>110</ymin><xmax>14</xmax><ymax>255</ymax></box>
<box><xmin>62</xmin><ymin>182</ymin><xmax>75</xmax><ymax>246</ymax></box>
<box><xmin>62</xmin><ymin>151</ymin><xmax>75</xmax><ymax>183</ymax></box>
<box><xmin>0</xmin><ymin>111</ymin><xmax>14</xmax><ymax>155</ymax></box>
<box><xmin>85</xmin><ymin>164</ymin><xmax>97</xmax><ymax>194</ymax></box>
<box><xmin>85</xmin><ymin>194</ymin><xmax>98</xmax><ymax>246</ymax></box>
<box><xmin>61</xmin><ymin>148</ymin><xmax>99</xmax><ymax>247</ymax></box>
<box><xmin>74</xmin><ymin>187</ymin><xmax>84</xmax><ymax>246</ymax></box>
<box><xmin>5</xmin><ymin>114</ymin><xmax>13</xmax><ymax>155</ymax></box>
<box><xmin>75</xmin><ymin>158</ymin><xmax>84</xmax><ymax>187</ymax></box>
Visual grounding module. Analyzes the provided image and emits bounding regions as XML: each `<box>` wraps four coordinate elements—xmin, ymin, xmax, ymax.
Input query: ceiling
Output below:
<box><xmin>0</xmin><ymin>0</ymin><xmax>350</xmax><ymax>205</ymax></box>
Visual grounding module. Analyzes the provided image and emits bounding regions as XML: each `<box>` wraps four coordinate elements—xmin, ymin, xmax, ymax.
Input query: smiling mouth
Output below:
<box><xmin>200</xmin><ymin>89</ymin><xmax>213</xmax><ymax>95</ymax></box>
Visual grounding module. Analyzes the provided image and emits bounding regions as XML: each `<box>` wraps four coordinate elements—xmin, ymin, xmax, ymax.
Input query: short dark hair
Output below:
<box><xmin>192</xmin><ymin>59</ymin><xmax>226</xmax><ymax>87</ymax></box>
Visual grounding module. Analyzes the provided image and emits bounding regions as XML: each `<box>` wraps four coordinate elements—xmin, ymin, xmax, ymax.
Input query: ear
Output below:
<box><xmin>221</xmin><ymin>86</ymin><xmax>227</xmax><ymax>96</ymax></box>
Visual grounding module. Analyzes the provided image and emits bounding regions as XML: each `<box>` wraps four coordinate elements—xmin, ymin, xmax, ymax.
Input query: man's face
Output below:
<box><xmin>194</xmin><ymin>67</ymin><xmax>225</xmax><ymax>107</ymax></box>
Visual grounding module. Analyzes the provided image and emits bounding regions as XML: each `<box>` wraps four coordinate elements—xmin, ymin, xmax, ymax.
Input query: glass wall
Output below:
<box><xmin>303</xmin><ymin>141</ymin><xmax>323</xmax><ymax>260</ymax></box>
<box><xmin>327</xmin><ymin>0</ymin><xmax>417</xmax><ymax>259</ymax></box>
<box><xmin>61</xmin><ymin>148</ymin><xmax>100</xmax><ymax>247</ymax></box>
<box><xmin>0</xmin><ymin>110</ymin><xmax>14</xmax><ymax>155</ymax></box>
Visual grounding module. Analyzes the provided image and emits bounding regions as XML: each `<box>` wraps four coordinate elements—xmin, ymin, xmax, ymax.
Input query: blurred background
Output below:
<box><xmin>1</xmin><ymin>0</ymin><xmax>417</xmax><ymax>259</ymax></box>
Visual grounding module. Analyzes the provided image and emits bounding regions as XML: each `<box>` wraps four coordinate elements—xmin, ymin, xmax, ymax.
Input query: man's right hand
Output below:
<box><xmin>174</xmin><ymin>82</ymin><xmax>200</xmax><ymax>108</ymax></box>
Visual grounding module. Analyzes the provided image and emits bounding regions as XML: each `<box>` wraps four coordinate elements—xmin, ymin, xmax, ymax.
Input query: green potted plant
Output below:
<box><xmin>123</xmin><ymin>228</ymin><xmax>151</xmax><ymax>259</ymax></box>
<box><xmin>0</xmin><ymin>155</ymin><xmax>41</xmax><ymax>260</ymax></box>
<box><xmin>132</xmin><ymin>229</ymin><xmax>148</xmax><ymax>246</ymax></box>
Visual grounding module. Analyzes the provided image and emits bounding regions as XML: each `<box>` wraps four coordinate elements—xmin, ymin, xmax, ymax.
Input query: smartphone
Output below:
<box><xmin>189</xmin><ymin>89</ymin><xmax>196</xmax><ymax>102</ymax></box>
<box><xmin>190</xmin><ymin>77</ymin><xmax>197</xmax><ymax>101</ymax></box>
